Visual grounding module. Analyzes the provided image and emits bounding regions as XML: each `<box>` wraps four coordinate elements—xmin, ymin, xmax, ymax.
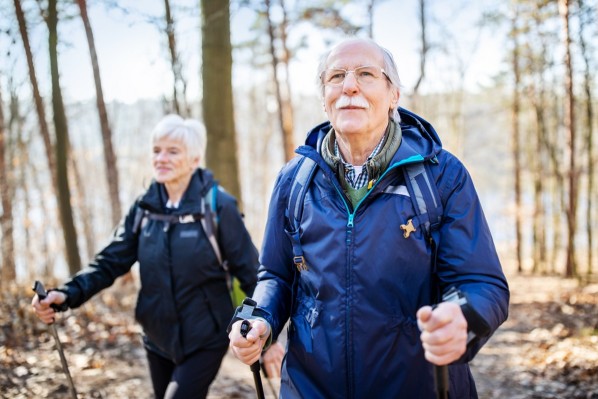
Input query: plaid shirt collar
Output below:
<box><xmin>334</xmin><ymin>133</ymin><xmax>386</xmax><ymax>189</ymax></box>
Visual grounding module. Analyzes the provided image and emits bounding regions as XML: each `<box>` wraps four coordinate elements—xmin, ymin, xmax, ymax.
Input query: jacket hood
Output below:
<box><xmin>139</xmin><ymin>168</ymin><xmax>216</xmax><ymax>213</ymax></box>
<box><xmin>302</xmin><ymin>107</ymin><xmax>442</xmax><ymax>164</ymax></box>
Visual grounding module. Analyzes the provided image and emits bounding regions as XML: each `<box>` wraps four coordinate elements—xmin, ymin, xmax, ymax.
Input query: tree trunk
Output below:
<box><xmin>559</xmin><ymin>0</ymin><xmax>577</xmax><ymax>278</ymax></box>
<box><xmin>529</xmin><ymin>7</ymin><xmax>551</xmax><ymax>274</ymax></box>
<box><xmin>579</xmin><ymin>0</ymin><xmax>595</xmax><ymax>278</ymax></box>
<box><xmin>0</xmin><ymin>81</ymin><xmax>16</xmax><ymax>288</ymax></box>
<box><xmin>279</xmin><ymin>0</ymin><xmax>296</xmax><ymax>160</ymax></box>
<box><xmin>531</xmin><ymin>88</ymin><xmax>547</xmax><ymax>274</ymax></box>
<box><xmin>412</xmin><ymin>0</ymin><xmax>428</xmax><ymax>112</ymax></box>
<box><xmin>510</xmin><ymin>8</ymin><xmax>524</xmax><ymax>273</ymax></box>
<box><xmin>76</xmin><ymin>0</ymin><xmax>122</xmax><ymax>229</ymax></box>
<box><xmin>545</xmin><ymin>95</ymin><xmax>565</xmax><ymax>275</ymax></box>
<box><xmin>69</xmin><ymin>147</ymin><xmax>95</xmax><ymax>261</ymax></box>
<box><xmin>13</xmin><ymin>0</ymin><xmax>57</xmax><ymax>192</ymax></box>
<box><xmin>265</xmin><ymin>0</ymin><xmax>295</xmax><ymax>162</ymax></box>
<box><xmin>48</xmin><ymin>0</ymin><xmax>82</xmax><ymax>274</ymax></box>
<box><xmin>164</xmin><ymin>0</ymin><xmax>190</xmax><ymax>117</ymax></box>
<box><xmin>201</xmin><ymin>0</ymin><xmax>242</xmax><ymax>203</ymax></box>
<box><xmin>366</xmin><ymin>0</ymin><xmax>375</xmax><ymax>38</ymax></box>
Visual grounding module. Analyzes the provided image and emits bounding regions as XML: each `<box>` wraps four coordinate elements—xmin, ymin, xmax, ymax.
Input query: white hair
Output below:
<box><xmin>151</xmin><ymin>114</ymin><xmax>207</xmax><ymax>167</ymax></box>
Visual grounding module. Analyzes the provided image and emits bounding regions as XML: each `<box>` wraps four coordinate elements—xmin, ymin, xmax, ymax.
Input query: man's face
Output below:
<box><xmin>322</xmin><ymin>41</ymin><xmax>399</xmax><ymax>140</ymax></box>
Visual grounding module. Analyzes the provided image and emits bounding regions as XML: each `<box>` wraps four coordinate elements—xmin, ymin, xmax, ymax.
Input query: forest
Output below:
<box><xmin>0</xmin><ymin>0</ymin><xmax>597</xmax><ymax>398</ymax></box>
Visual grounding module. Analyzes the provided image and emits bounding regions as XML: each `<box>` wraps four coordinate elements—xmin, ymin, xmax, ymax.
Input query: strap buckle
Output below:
<box><xmin>293</xmin><ymin>256</ymin><xmax>308</xmax><ymax>272</ymax></box>
<box><xmin>178</xmin><ymin>214</ymin><xmax>195</xmax><ymax>224</ymax></box>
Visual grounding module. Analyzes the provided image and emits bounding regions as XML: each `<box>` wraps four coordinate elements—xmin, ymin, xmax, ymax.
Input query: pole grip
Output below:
<box><xmin>240</xmin><ymin>320</ymin><xmax>266</xmax><ymax>399</ymax></box>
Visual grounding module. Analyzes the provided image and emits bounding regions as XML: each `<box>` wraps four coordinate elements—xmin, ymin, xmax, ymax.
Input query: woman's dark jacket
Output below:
<box><xmin>251</xmin><ymin>109</ymin><xmax>509</xmax><ymax>398</ymax></box>
<box><xmin>58</xmin><ymin>168</ymin><xmax>259</xmax><ymax>363</ymax></box>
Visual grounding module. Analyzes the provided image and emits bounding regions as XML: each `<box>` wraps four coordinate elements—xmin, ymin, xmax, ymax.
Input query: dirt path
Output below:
<box><xmin>471</xmin><ymin>276</ymin><xmax>598</xmax><ymax>399</ymax></box>
<box><xmin>1</xmin><ymin>274</ymin><xmax>596</xmax><ymax>398</ymax></box>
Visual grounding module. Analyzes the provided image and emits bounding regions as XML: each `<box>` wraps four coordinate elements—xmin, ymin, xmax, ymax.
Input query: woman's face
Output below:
<box><xmin>152</xmin><ymin>135</ymin><xmax>198</xmax><ymax>185</ymax></box>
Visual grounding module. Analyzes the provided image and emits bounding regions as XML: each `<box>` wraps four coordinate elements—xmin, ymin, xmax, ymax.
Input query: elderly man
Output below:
<box><xmin>229</xmin><ymin>38</ymin><xmax>509</xmax><ymax>398</ymax></box>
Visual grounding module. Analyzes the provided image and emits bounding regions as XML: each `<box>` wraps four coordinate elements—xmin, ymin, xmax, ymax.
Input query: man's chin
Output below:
<box><xmin>333</xmin><ymin>120</ymin><xmax>366</xmax><ymax>136</ymax></box>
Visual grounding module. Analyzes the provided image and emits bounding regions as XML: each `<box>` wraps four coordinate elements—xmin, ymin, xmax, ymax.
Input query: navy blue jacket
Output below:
<box><xmin>59</xmin><ymin>168</ymin><xmax>259</xmax><ymax>363</ymax></box>
<box><xmin>252</xmin><ymin>109</ymin><xmax>509</xmax><ymax>398</ymax></box>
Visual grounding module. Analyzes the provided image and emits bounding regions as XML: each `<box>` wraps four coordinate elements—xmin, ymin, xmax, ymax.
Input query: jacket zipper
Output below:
<box><xmin>329</xmin><ymin>154</ymin><xmax>425</xmax><ymax>397</ymax></box>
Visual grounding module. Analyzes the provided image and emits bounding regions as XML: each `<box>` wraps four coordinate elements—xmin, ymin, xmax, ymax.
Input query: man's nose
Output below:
<box><xmin>342</xmin><ymin>71</ymin><xmax>359</xmax><ymax>92</ymax></box>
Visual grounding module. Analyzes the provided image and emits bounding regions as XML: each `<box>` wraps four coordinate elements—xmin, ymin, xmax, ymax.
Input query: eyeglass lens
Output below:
<box><xmin>323</xmin><ymin>66</ymin><xmax>384</xmax><ymax>85</ymax></box>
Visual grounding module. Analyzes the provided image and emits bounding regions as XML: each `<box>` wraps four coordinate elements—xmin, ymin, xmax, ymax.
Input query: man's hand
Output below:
<box><xmin>228</xmin><ymin>319</ymin><xmax>270</xmax><ymax>366</ymax></box>
<box><xmin>262</xmin><ymin>341</ymin><xmax>284</xmax><ymax>378</ymax></box>
<box><xmin>31</xmin><ymin>290</ymin><xmax>67</xmax><ymax>324</ymax></box>
<box><xmin>417</xmin><ymin>302</ymin><xmax>468</xmax><ymax>365</ymax></box>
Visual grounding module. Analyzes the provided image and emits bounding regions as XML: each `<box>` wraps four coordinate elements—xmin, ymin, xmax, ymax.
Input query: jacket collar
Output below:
<box><xmin>139</xmin><ymin>168</ymin><xmax>216</xmax><ymax>214</ymax></box>
<box><xmin>301</xmin><ymin>107</ymin><xmax>442</xmax><ymax>165</ymax></box>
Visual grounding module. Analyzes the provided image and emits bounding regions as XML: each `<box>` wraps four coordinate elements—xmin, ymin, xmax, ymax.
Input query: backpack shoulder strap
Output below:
<box><xmin>402</xmin><ymin>159</ymin><xmax>444</xmax><ymax>303</ymax></box>
<box><xmin>286</xmin><ymin>156</ymin><xmax>318</xmax><ymax>272</ymax></box>
<box><xmin>402</xmin><ymin>160</ymin><xmax>443</xmax><ymax>240</ymax></box>
<box><xmin>201</xmin><ymin>183</ymin><xmax>223</xmax><ymax>265</ymax></box>
<box><xmin>131</xmin><ymin>184</ymin><xmax>223</xmax><ymax>266</ymax></box>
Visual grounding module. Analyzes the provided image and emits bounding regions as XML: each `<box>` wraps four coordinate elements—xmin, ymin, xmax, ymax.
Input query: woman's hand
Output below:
<box><xmin>31</xmin><ymin>290</ymin><xmax>67</xmax><ymax>324</ymax></box>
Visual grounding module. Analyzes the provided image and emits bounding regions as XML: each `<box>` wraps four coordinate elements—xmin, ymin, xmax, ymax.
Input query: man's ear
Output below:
<box><xmin>391</xmin><ymin>89</ymin><xmax>400</xmax><ymax>109</ymax></box>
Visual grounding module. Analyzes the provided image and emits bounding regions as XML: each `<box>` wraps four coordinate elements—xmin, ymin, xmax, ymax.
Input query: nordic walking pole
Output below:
<box><xmin>32</xmin><ymin>281</ymin><xmax>78</xmax><ymax>399</ymax></box>
<box><xmin>431</xmin><ymin>286</ymin><xmax>491</xmax><ymax>399</ymax></box>
<box><xmin>240</xmin><ymin>319</ymin><xmax>265</xmax><ymax>399</ymax></box>
<box><xmin>434</xmin><ymin>365</ymin><xmax>448</xmax><ymax>399</ymax></box>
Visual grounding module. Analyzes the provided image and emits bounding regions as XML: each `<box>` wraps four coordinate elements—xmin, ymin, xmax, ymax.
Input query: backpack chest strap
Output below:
<box><xmin>145</xmin><ymin>212</ymin><xmax>203</xmax><ymax>225</ymax></box>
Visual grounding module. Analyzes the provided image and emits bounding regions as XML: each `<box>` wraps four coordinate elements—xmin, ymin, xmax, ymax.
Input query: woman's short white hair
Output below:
<box><xmin>151</xmin><ymin>114</ymin><xmax>207</xmax><ymax>167</ymax></box>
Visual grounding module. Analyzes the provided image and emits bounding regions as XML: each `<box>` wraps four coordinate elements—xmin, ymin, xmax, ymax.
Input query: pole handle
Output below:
<box><xmin>33</xmin><ymin>280</ymin><xmax>48</xmax><ymax>300</ymax></box>
<box><xmin>240</xmin><ymin>320</ymin><xmax>266</xmax><ymax>399</ymax></box>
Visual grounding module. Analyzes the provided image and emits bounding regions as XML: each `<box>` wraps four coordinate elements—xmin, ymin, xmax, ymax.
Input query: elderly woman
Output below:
<box><xmin>32</xmin><ymin>114</ymin><xmax>260</xmax><ymax>398</ymax></box>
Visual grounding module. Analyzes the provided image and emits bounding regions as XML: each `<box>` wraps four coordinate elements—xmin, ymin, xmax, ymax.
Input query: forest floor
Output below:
<box><xmin>1</xmin><ymin>273</ymin><xmax>597</xmax><ymax>399</ymax></box>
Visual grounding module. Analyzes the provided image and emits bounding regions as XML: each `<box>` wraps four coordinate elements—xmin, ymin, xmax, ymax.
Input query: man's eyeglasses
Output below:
<box><xmin>321</xmin><ymin>66</ymin><xmax>390</xmax><ymax>86</ymax></box>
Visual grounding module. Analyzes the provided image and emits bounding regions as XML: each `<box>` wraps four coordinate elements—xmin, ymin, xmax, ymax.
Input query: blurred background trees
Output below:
<box><xmin>0</xmin><ymin>0</ymin><xmax>596</xmax><ymax>288</ymax></box>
